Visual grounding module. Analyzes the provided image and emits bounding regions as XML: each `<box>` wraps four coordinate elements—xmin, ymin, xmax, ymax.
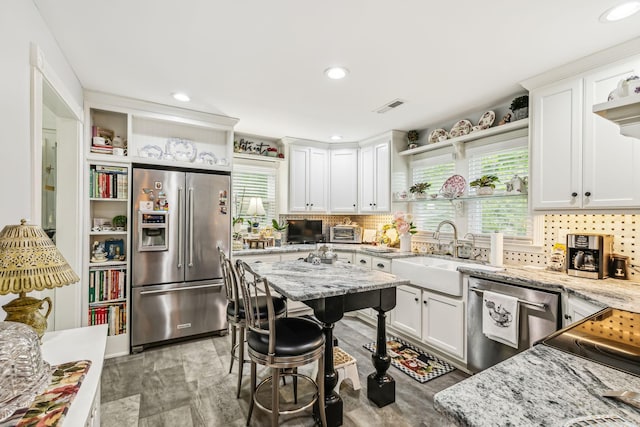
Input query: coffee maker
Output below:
<box><xmin>566</xmin><ymin>234</ymin><xmax>613</xmax><ymax>279</ymax></box>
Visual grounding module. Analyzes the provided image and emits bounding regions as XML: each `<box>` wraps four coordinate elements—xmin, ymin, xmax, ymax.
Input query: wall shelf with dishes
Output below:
<box><xmin>593</xmin><ymin>92</ymin><xmax>640</xmax><ymax>139</ymax></box>
<box><xmin>399</xmin><ymin>119</ymin><xmax>528</xmax><ymax>157</ymax></box>
<box><xmin>393</xmin><ymin>192</ymin><xmax>527</xmax><ymax>203</ymax></box>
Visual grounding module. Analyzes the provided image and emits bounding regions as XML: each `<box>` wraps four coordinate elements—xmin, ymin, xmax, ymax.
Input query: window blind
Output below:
<box><xmin>232</xmin><ymin>166</ymin><xmax>276</xmax><ymax>226</ymax></box>
<box><xmin>467</xmin><ymin>138</ymin><xmax>531</xmax><ymax>238</ymax></box>
<box><xmin>410</xmin><ymin>154</ymin><xmax>456</xmax><ymax>232</ymax></box>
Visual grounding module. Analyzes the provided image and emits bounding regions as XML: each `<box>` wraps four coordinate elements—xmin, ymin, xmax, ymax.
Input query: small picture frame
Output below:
<box><xmin>105</xmin><ymin>239</ymin><xmax>125</xmax><ymax>260</ymax></box>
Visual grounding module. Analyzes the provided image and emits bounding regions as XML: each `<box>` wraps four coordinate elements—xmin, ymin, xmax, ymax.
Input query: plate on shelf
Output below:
<box><xmin>428</xmin><ymin>128</ymin><xmax>449</xmax><ymax>144</ymax></box>
<box><xmin>195</xmin><ymin>151</ymin><xmax>217</xmax><ymax>165</ymax></box>
<box><xmin>449</xmin><ymin>120</ymin><xmax>472</xmax><ymax>138</ymax></box>
<box><xmin>166</xmin><ymin>138</ymin><xmax>197</xmax><ymax>162</ymax></box>
<box><xmin>138</xmin><ymin>145</ymin><xmax>163</xmax><ymax>159</ymax></box>
<box><xmin>477</xmin><ymin>111</ymin><xmax>495</xmax><ymax>129</ymax></box>
<box><xmin>440</xmin><ymin>174</ymin><xmax>466</xmax><ymax>198</ymax></box>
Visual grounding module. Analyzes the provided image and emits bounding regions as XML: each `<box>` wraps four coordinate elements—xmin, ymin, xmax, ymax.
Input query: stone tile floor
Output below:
<box><xmin>101</xmin><ymin>316</ymin><xmax>468</xmax><ymax>426</ymax></box>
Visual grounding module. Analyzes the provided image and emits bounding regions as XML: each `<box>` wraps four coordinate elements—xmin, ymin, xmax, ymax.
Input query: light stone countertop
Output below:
<box><xmin>434</xmin><ymin>345</ymin><xmax>640</xmax><ymax>426</ymax></box>
<box><xmin>244</xmin><ymin>259</ymin><xmax>409</xmax><ymax>301</ymax></box>
<box><xmin>232</xmin><ymin>243</ymin><xmax>419</xmax><ymax>259</ymax></box>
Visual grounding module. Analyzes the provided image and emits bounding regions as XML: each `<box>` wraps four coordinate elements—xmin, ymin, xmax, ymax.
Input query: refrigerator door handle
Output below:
<box><xmin>188</xmin><ymin>187</ymin><xmax>194</xmax><ymax>267</ymax></box>
<box><xmin>178</xmin><ymin>186</ymin><xmax>184</xmax><ymax>269</ymax></box>
<box><xmin>139</xmin><ymin>283</ymin><xmax>223</xmax><ymax>295</ymax></box>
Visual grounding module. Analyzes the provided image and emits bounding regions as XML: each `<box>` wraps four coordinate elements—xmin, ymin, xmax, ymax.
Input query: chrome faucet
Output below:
<box><xmin>433</xmin><ymin>220</ymin><xmax>459</xmax><ymax>257</ymax></box>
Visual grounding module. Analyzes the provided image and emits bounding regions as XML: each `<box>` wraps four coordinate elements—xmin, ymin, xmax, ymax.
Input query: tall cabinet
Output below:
<box><xmin>83</xmin><ymin>91</ymin><xmax>237</xmax><ymax>357</ymax></box>
<box><xmin>289</xmin><ymin>144</ymin><xmax>328</xmax><ymax>212</ymax></box>
<box><xmin>359</xmin><ymin>138</ymin><xmax>390</xmax><ymax>213</ymax></box>
<box><xmin>329</xmin><ymin>148</ymin><xmax>358</xmax><ymax>212</ymax></box>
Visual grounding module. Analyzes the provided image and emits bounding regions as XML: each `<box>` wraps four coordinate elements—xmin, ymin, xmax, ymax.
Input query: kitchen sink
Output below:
<box><xmin>392</xmin><ymin>256</ymin><xmax>503</xmax><ymax>296</ymax></box>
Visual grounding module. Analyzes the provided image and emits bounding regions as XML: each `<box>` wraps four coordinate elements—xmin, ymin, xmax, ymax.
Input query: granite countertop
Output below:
<box><xmin>458</xmin><ymin>265</ymin><xmax>640</xmax><ymax>312</ymax></box>
<box><xmin>232</xmin><ymin>243</ymin><xmax>418</xmax><ymax>259</ymax></box>
<box><xmin>434</xmin><ymin>345</ymin><xmax>640</xmax><ymax>426</ymax></box>
<box><xmin>245</xmin><ymin>258</ymin><xmax>409</xmax><ymax>301</ymax></box>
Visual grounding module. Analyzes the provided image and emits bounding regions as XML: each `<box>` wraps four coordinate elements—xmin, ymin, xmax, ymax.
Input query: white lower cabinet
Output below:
<box><xmin>391</xmin><ymin>285</ymin><xmax>421</xmax><ymax>336</ymax></box>
<box><xmin>390</xmin><ymin>285</ymin><xmax>465</xmax><ymax>361</ymax></box>
<box><xmin>562</xmin><ymin>294</ymin><xmax>603</xmax><ymax>327</ymax></box>
<box><xmin>421</xmin><ymin>291</ymin><xmax>464</xmax><ymax>360</ymax></box>
<box><xmin>354</xmin><ymin>254</ymin><xmax>391</xmax><ymax>321</ymax></box>
<box><xmin>336</xmin><ymin>251</ymin><xmax>354</xmax><ymax>264</ymax></box>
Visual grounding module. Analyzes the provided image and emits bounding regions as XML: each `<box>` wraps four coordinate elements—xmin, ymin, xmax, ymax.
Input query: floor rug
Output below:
<box><xmin>363</xmin><ymin>337</ymin><xmax>455</xmax><ymax>383</ymax></box>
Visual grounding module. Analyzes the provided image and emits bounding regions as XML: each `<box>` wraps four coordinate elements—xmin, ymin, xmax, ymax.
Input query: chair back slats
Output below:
<box><xmin>237</xmin><ymin>260</ymin><xmax>277</xmax><ymax>356</ymax></box>
<box><xmin>218</xmin><ymin>247</ymin><xmax>240</xmax><ymax>318</ymax></box>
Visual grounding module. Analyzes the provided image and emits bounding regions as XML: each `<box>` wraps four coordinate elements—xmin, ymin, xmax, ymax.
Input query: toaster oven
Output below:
<box><xmin>329</xmin><ymin>225</ymin><xmax>363</xmax><ymax>244</ymax></box>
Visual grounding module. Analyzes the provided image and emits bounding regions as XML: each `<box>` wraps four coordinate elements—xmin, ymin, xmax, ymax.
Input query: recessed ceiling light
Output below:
<box><xmin>325</xmin><ymin>67</ymin><xmax>349</xmax><ymax>80</ymax></box>
<box><xmin>330</xmin><ymin>135</ymin><xmax>343</xmax><ymax>141</ymax></box>
<box><xmin>172</xmin><ymin>92</ymin><xmax>191</xmax><ymax>102</ymax></box>
<box><xmin>600</xmin><ymin>1</ymin><xmax>640</xmax><ymax>22</ymax></box>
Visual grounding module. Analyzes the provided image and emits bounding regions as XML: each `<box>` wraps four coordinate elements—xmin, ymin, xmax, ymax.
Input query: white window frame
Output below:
<box><xmin>232</xmin><ymin>159</ymin><xmax>280</xmax><ymax>227</ymax></box>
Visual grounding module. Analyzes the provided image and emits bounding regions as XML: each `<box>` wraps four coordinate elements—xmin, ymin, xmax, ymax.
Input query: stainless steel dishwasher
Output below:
<box><xmin>467</xmin><ymin>276</ymin><xmax>561</xmax><ymax>373</ymax></box>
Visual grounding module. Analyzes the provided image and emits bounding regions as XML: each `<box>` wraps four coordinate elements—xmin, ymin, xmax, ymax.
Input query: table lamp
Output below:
<box><xmin>246</xmin><ymin>197</ymin><xmax>265</xmax><ymax>233</ymax></box>
<box><xmin>0</xmin><ymin>219</ymin><xmax>79</xmax><ymax>338</ymax></box>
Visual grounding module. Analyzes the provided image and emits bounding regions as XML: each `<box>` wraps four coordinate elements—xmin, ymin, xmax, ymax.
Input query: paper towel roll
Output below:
<box><xmin>490</xmin><ymin>232</ymin><xmax>504</xmax><ymax>267</ymax></box>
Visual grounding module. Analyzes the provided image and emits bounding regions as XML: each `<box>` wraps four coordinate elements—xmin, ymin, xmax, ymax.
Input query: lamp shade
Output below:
<box><xmin>0</xmin><ymin>219</ymin><xmax>79</xmax><ymax>296</ymax></box>
<box><xmin>246</xmin><ymin>197</ymin><xmax>266</xmax><ymax>216</ymax></box>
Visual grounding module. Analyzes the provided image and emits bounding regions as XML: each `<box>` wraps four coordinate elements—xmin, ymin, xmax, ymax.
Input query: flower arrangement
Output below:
<box><xmin>379</xmin><ymin>211</ymin><xmax>417</xmax><ymax>247</ymax></box>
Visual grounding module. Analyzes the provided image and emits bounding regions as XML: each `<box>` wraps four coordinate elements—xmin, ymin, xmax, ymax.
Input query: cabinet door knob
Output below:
<box><xmin>373</xmin><ymin>203</ymin><xmax>376</xmax><ymax>206</ymax></box>
<box><xmin>564</xmin><ymin>314</ymin><xmax>572</xmax><ymax>320</ymax></box>
<box><xmin>353</xmin><ymin>204</ymin><xmax>356</xmax><ymax>207</ymax></box>
<box><xmin>585</xmin><ymin>192</ymin><xmax>591</xmax><ymax>197</ymax></box>
<box><xmin>376</xmin><ymin>263</ymin><xmax>384</xmax><ymax>268</ymax></box>
<box><xmin>414</xmin><ymin>297</ymin><xmax>419</xmax><ymax>302</ymax></box>
<box><xmin>423</xmin><ymin>300</ymin><xmax>427</xmax><ymax>305</ymax></box>
<box><xmin>310</xmin><ymin>203</ymin><xmax>314</xmax><ymax>207</ymax></box>
<box><xmin>571</xmin><ymin>192</ymin><xmax>578</xmax><ymax>197</ymax></box>
<box><xmin>359</xmin><ymin>259</ymin><xmax>367</xmax><ymax>264</ymax></box>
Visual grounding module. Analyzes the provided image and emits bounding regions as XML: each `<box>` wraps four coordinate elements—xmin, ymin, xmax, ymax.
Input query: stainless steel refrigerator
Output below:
<box><xmin>130</xmin><ymin>165</ymin><xmax>230</xmax><ymax>352</ymax></box>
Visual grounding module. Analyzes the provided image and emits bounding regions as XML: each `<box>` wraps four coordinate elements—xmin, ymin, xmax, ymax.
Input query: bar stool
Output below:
<box><xmin>218</xmin><ymin>249</ymin><xmax>286</xmax><ymax>398</ymax></box>
<box><xmin>237</xmin><ymin>260</ymin><xmax>327</xmax><ymax>427</ymax></box>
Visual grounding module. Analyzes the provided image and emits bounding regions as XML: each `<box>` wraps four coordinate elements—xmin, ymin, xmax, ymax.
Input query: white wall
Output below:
<box><xmin>0</xmin><ymin>0</ymin><xmax>83</xmax><ymax>318</ymax></box>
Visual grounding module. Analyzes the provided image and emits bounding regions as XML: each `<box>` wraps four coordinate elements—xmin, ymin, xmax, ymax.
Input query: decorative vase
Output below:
<box><xmin>414</xmin><ymin>193</ymin><xmax>427</xmax><ymax>199</ymax></box>
<box><xmin>400</xmin><ymin>233</ymin><xmax>412</xmax><ymax>253</ymax></box>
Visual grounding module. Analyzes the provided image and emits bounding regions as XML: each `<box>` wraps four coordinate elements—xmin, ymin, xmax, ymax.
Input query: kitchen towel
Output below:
<box><xmin>482</xmin><ymin>290</ymin><xmax>519</xmax><ymax>349</ymax></box>
<box><xmin>490</xmin><ymin>232</ymin><xmax>504</xmax><ymax>266</ymax></box>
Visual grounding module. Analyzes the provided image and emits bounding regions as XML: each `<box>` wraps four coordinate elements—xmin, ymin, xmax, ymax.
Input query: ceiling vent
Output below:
<box><xmin>374</xmin><ymin>98</ymin><xmax>406</xmax><ymax>114</ymax></box>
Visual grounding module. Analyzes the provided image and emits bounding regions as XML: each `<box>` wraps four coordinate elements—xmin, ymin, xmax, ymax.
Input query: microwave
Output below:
<box><xmin>329</xmin><ymin>225</ymin><xmax>363</xmax><ymax>244</ymax></box>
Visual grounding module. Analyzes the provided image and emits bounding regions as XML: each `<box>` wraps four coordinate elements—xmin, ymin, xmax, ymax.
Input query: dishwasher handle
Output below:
<box><xmin>470</xmin><ymin>286</ymin><xmax>547</xmax><ymax>310</ymax></box>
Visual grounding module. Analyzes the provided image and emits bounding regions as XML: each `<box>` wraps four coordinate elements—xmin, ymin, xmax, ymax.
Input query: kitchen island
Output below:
<box><xmin>434</xmin><ymin>344</ymin><xmax>640</xmax><ymax>426</ymax></box>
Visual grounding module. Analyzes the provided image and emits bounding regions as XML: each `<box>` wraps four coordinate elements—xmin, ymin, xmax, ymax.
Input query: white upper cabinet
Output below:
<box><xmin>289</xmin><ymin>145</ymin><xmax>328</xmax><ymax>212</ymax></box>
<box><xmin>359</xmin><ymin>140</ymin><xmax>390</xmax><ymax>212</ymax></box>
<box><xmin>329</xmin><ymin>148</ymin><xmax>358</xmax><ymax>212</ymax></box>
<box><xmin>531</xmin><ymin>57</ymin><xmax>640</xmax><ymax>210</ymax></box>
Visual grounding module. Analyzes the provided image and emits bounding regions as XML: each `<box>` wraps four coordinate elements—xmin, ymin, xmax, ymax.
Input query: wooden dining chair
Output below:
<box><xmin>218</xmin><ymin>248</ymin><xmax>287</xmax><ymax>398</ymax></box>
<box><xmin>236</xmin><ymin>260</ymin><xmax>327</xmax><ymax>427</ymax></box>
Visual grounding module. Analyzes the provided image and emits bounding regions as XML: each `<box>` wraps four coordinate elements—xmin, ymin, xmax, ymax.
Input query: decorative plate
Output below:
<box><xmin>478</xmin><ymin>111</ymin><xmax>495</xmax><ymax>129</ymax></box>
<box><xmin>428</xmin><ymin>128</ymin><xmax>449</xmax><ymax>144</ymax></box>
<box><xmin>440</xmin><ymin>174</ymin><xmax>467</xmax><ymax>198</ymax></box>
<box><xmin>449</xmin><ymin>120</ymin><xmax>472</xmax><ymax>138</ymax></box>
<box><xmin>166</xmin><ymin>138</ymin><xmax>197</xmax><ymax>162</ymax></box>
<box><xmin>196</xmin><ymin>151</ymin><xmax>217</xmax><ymax>165</ymax></box>
<box><xmin>138</xmin><ymin>145</ymin><xmax>163</xmax><ymax>159</ymax></box>
<box><xmin>217</xmin><ymin>157</ymin><xmax>229</xmax><ymax>166</ymax></box>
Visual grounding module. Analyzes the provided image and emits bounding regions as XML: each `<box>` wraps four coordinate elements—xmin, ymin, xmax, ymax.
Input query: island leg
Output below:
<box><xmin>313</xmin><ymin>321</ymin><xmax>343</xmax><ymax>427</ymax></box>
<box><xmin>367</xmin><ymin>308</ymin><xmax>395</xmax><ymax>407</ymax></box>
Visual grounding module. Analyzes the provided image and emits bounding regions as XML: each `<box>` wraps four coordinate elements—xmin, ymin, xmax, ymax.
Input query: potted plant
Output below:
<box><xmin>510</xmin><ymin>95</ymin><xmax>529</xmax><ymax>120</ymax></box>
<box><xmin>232</xmin><ymin>217</ymin><xmax>244</xmax><ymax>233</ymax></box>
<box><xmin>409</xmin><ymin>182</ymin><xmax>431</xmax><ymax>199</ymax></box>
<box><xmin>470</xmin><ymin>174</ymin><xmax>500</xmax><ymax>195</ymax></box>
<box><xmin>271</xmin><ymin>219</ymin><xmax>288</xmax><ymax>246</ymax></box>
<box><xmin>112</xmin><ymin>215</ymin><xmax>127</xmax><ymax>231</ymax></box>
<box><xmin>407</xmin><ymin>130</ymin><xmax>419</xmax><ymax>149</ymax></box>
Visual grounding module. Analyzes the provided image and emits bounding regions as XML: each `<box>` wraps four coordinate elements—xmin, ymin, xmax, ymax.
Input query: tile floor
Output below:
<box><xmin>100</xmin><ymin>316</ymin><xmax>468</xmax><ymax>426</ymax></box>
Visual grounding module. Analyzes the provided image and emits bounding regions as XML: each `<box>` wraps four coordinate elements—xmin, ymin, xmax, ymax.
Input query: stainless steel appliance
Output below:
<box><xmin>467</xmin><ymin>277</ymin><xmax>560</xmax><ymax>373</ymax></box>
<box><xmin>329</xmin><ymin>225</ymin><xmax>363</xmax><ymax>244</ymax></box>
<box><xmin>567</xmin><ymin>233</ymin><xmax>613</xmax><ymax>279</ymax></box>
<box><xmin>541</xmin><ymin>307</ymin><xmax>640</xmax><ymax>377</ymax></box>
<box><xmin>131</xmin><ymin>165</ymin><xmax>230</xmax><ymax>352</ymax></box>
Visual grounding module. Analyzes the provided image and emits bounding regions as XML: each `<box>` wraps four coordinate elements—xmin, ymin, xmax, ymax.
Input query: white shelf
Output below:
<box><xmin>129</xmin><ymin>155</ymin><xmax>232</xmax><ymax>172</ymax></box>
<box><xmin>394</xmin><ymin>192</ymin><xmax>527</xmax><ymax>202</ymax></box>
<box><xmin>89</xmin><ymin>231</ymin><xmax>127</xmax><ymax>236</ymax></box>
<box><xmin>399</xmin><ymin>119</ymin><xmax>529</xmax><ymax>156</ymax></box>
<box><xmin>234</xmin><ymin>152</ymin><xmax>285</xmax><ymax>163</ymax></box>
<box><xmin>89</xmin><ymin>260</ymin><xmax>127</xmax><ymax>268</ymax></box>
<box><xmin>89</xmin><ymin>298</ymin><xmax>127</xmax><ymax>306</ymax></box>
<box><xmin>90</xmin><ymin>197</ymin><xmax>127</xmax><ymax>202</ymax></box>
<box><xmin>593</xmin><ymin>93</ymin><xmax>640</xmax><ymax>139</ymax></box>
